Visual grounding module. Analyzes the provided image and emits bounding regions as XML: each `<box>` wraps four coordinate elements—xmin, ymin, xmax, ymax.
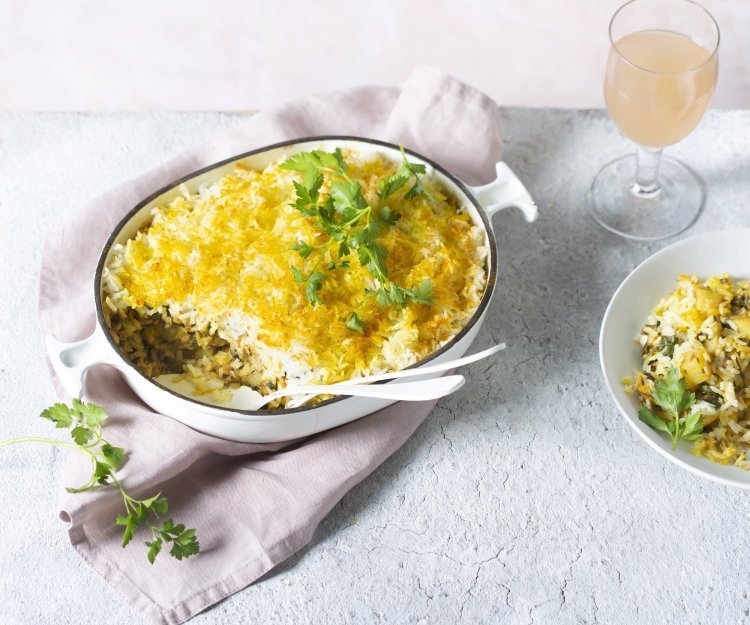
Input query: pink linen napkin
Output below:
<box><xmin>38</xmin><ymin>66</ymin><xmax>503</xmax><ymax>625</ymax></box>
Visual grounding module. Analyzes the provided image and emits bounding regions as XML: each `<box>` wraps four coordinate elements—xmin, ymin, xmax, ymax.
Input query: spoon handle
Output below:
<box><xmin>262</xmin><ymin>374</ymin><xmax>465</xmax><ymax>407</ymax></box>
<box><xmin>331</xmin><ymin>343</ymin><xmax>505</xmax><ymax>386</ymax></box>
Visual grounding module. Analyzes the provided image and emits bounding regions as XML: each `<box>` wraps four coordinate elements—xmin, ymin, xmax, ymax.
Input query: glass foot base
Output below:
<box><xmin>590</xmin><ymin>154</ymin><xmax>705</xmax><ymax>241</ymax></box>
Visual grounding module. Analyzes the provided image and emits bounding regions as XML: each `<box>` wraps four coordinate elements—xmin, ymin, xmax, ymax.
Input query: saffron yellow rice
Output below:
<box><xmin>102</xmin><ymin>151</ymin><xmax>488</xmax><ymax>408</ymax></box>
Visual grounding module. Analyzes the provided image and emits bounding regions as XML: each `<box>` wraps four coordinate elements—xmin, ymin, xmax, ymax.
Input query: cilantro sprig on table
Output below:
<box><xmin>0</xmin><ymin>399</ymin><xmax>199</xmax><ymax>564</ymax></box>
<box><xmin>638</xmin><ymin>367</ymin><xmax>704</xmax><ymax>451</ymax></box>
<box><xmin>280</xmin><ymin>146</ymin><xmax>435</xmax><ymax>328</ymax></box>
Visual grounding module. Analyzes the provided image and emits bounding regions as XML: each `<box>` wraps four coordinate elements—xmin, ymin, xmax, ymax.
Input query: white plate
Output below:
<box><xmin>600</xmin><ymin>229</ymin><xmax>750</xmax><ymax>489</ymax></box>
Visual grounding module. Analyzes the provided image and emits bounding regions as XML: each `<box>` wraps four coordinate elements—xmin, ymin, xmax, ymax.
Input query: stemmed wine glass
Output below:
<box><xmin>591</xmin><ymin>0</ymin><xmax>719</xmax><ymax>241</ymax></box>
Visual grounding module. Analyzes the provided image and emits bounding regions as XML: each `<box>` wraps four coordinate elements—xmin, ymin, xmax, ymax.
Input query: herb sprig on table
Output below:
<box><xmin>280</xmin><ymin>146</ymin><xmax>435</xmax><ymax>328</ymax></box>
<box><xmin>0</xmin><ymin>399</ymin><xmax>199</xmax><ymax>564</ymax></box>
<box><xmin>638</xmin><ymin>367</ymin><xmax>705</xmax><ymax>451</ymax></box>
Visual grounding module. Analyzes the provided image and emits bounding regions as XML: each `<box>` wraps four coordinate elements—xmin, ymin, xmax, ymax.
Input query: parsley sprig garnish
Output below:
<box><xmin>638</xmin><ymin>367</ymin><xmax>704</xmax><ymax>450</ymax></box>
<box><xmin>0</xmin><ymin>399</ymin><xmax>199</xmax><ymax>564</ymax></box>
<box><xmin>280</xmin><ymin>147</ymin><xmax>435</xmax><ymax>328</ymax></box>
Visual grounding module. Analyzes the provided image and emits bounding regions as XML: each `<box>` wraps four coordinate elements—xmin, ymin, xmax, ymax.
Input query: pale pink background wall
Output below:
<box><xmin>1</xmin><ymin>0</ymin><xmax>746</xmax><ymax>110</ymax></box>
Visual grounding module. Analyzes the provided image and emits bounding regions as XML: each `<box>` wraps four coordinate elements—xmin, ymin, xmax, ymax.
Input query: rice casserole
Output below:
<box><xmin>101</xmin><ymin>151</ymin><xmax>488</xmax><ymax>408</ymax></box>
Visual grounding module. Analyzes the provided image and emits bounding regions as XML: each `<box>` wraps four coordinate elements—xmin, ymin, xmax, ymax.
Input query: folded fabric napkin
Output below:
<box><xmin>38</xmin><ymin>66</ymin><xmax>504</xmax><ymax>625</ymax></box>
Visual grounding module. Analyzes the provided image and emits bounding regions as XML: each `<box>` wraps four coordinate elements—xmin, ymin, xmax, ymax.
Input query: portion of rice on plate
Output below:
<box><xmin>625</xmin><ymin>274</ymin><xmax>750</xmax><ymax>469</ymax></box>
<box><xmin>101</xmin><ymin>148</ymin><xmax>488</xmax><ymax>409</ymax></box>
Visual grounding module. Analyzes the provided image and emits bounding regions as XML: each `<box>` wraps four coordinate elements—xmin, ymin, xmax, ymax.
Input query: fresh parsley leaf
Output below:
<box><xmin>399</xmin><ymin>146</ymin><xmax>427</xmax><ymax>175</ymax></box>
<box><xmin>409</xmin><ymin>278</ymin><xmax>435</xmax><ymax>305</ymax></box>
<box><xmin>121</xmin><ymin>495</ymin><xmax>200</xmax><ymax>564</ymax></box>
<box><xmin>168</xmin><ymin>528</ymin><xmax>200</xmax><ymax>561</ymax></box>
<box><xmin>133</xmin><ymin>502</ymin><xmax>149</xmax><ymax>525</ymax></box>
<box><xmin>343</xmin><ymin>311</ymin><xmax>365</xmax><ymax>333</ymax></box>
<box><xmin>330</xmin><ymin>180</ymin><xmax>367</xmax><ymax>214</ymax></box>
<box><xmin>682</xmin><ymin>410</ymin><xmax>704</xmax><ymax>441</ymax></box>
<box><xmin>376</xmin><ymin>205</ymin><xmax>401</xmax><ymax>226</ymax></box>
<box><xmin>279</xmin><ymin>152</ymin><xmax>323</xmax><ymax>189</ymax></box>
<box><xmin>291</xmin><ymin>240</ymin><xmax>315</xmax><ymax>259</ymax></box>
<box><xmin>314</xmin><ymin>147</ymin><xmax>347</xmax><ymax>175</ymax></box>
<box><xmin>358</xmin><ymin>242</ymin><xmax>389</xmax><ymax>281</ymax></box>
<box><xmin>151</xmin><ymin>497</ymin><xmax>169</xmax><ymax>517</ymax></box>
<box><xmin>348</xmin><ymin>223</ymin><xmax>375</xmax><ymax>249</ymax></box>
<box><xmin>290</xmin><ymin>266</ymin><xmax>305</xmax><ymax>283</ymax></box>
<box><xmin>652</xmin><ymin>366</ymin><xmax>695</xmax><ymax>418</ymax></box>
<box><xmin>100</xmin><ymin>442</ymin><xmax>126</xmax><ymax>470</ymax></box>
<box><xmin>146</xmin><ymin>538</ymin><xmax>163</xmax><ymax>565</ymax></box>
<box><xmin>161</xmin><ymin>519</ymin><xmax>180</xmax><ymax>533</ymax></box>
<box><xmin>292</xmin><ymin>180</ymin><xmax>322</xmax><ymax>216</ymax></box>
<box><xmin>377</xmin><ymin>148</ymin><xmax>429</xmax><ymax>203</ymax></box>
<box><xmin>398</xmin><ymin>146</ymin><xmax>432</xmax><ymax>201</ymax></box>
<box><xmin>378</xmin><ymin>173</ymin><xmax>410</xmax><ymax>202</ymax></box>
<box><xmin>71</xmin><ymin>425</ymin><xmax>93</xmax><ymax>446</ymax></box>
<box><xmin>141</xmin><ymin>492</ymin><xmax>163</xmax><ymax>509</ymax></box>
<box><xmin>638</xmin><ymin>404</ymin><xmax>670</xmax><ymax>433</ymax></box>
<box><xmin>40</xmin><ymin>403</ymin><xmax>74</xmax><ymax>429</ymax></box>
<box><xmin>326</xmin><ymin>260</ymin><xmax>350</xmax><ymax>271</ymax></box>
<box><xmin>117</xmin><ymin>512</ymin><xmax>138</xmax><ymax>548</ymax></box>
<box><xmin>369</xmin><ymin>286</ymin><xmax>393</xmax><ymax>307</ymax></box>
<box><xmin>638</xmin><ymin>368</ymin><xmax>705</xmax><ymax>451</ymax></box>
<box><xmin>94</xmin><ymin>460</ymin><xmax>113</xmax><ymax>485</ymax></box>
<box><xmin>74</xmin><ymin>400</ymin><xmax>108</xmax><ymax>427</ymax></box>
<box><xmin>388</xmin><ymin>283</ymin><xmax>406</xmax><ymax>307</ymax></box>
<box><xmin>405</xmin><ymin>180</ymin><xmax>427</xmax><ymax>200</ymax></box>
<box><xmin>306</xmin><ymin>272</ymin><xmax>327</xmax><ymax>306</ymax></box>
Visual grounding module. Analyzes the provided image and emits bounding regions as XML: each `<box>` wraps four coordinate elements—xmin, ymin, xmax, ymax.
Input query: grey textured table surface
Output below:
<box><xmin>1</xmin><ymin>108</ymin><xmax>749</xmax><ymax>625</ymax></box>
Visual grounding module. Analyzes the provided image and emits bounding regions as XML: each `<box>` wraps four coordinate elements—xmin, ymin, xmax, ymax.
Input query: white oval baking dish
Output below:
<box><xmin>46</xmin><ymin>137</ymin><xmax>537</xmax><ymax>442</ymax></box>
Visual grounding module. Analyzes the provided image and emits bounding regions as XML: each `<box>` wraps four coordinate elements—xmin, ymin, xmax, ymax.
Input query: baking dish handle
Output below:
<box><xmin>468</xmin><ymin>162</ymin><xmax>538</xmax><ymax>223</ymax></box>
<box><xmin>45</xmin><ymin>325</ymin><xmax>122</xmax><ymax>399</ymax></box>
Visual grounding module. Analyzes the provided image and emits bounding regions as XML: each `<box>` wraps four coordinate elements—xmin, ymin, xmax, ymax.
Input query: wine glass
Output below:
<box><xmin>591</xmin><ymin>0</ymin><xmax>719</xmax><ymax>241</ymax></box>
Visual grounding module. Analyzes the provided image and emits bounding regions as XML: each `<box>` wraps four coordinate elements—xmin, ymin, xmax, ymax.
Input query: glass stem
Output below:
<box><xmin>631</xmin><ymin>146</ymin><xmax>663</xmax><ymax>198</ymax></box>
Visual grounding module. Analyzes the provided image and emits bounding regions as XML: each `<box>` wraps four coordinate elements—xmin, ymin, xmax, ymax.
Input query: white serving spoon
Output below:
<box><xmin>156</xmin><ymin>343</ymin><xmax>504</xmax><ymax>411</ymax></box>
<box><xmin>284</xmin><ymin>343</ymin><xmax>505</xmax><ymax>408</ymax></box>
<box><xmin>334</xmin><ymin>343</ymin><xmax>504</xmax><ymax>385</ymax></box>
<box><xmin>156</xmin><ymin>373</ymin><xmax>466</xmax><ymax>411</ymax></box>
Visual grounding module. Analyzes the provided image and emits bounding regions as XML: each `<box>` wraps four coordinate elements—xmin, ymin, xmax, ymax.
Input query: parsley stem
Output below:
<box><xmin>0</xmin><ymin>436</ymin><xmax>101</xmax><ymax>493</ymax></box>
<box><xmin>0</xmin><ymin>437</ymin><xmax>81</xmax><ymax>451</ymax></box>
<box><xmin>314</xmin><ymin>240</ymin><xmax>333</xmax><ymax>252</ymax></box>
<box><xmin>110</xmin><ymin>474</ymin><xmax>157</xmax><ymax>518</ymax></box>
<box><xmin>110</xmin><ymin>474</ymin><xmax>133</xmax><ymax>505</ymax></box>
<box><xmin>82</xmin><ymin>426</ymin><xmax>104</xmax><ymax>449</ymax></box>
<box><xmin>338</xmin><ymin>205</ymin><xmax>370</xmax><ymax>229</ymax></box>
<box><xmin>320</xmin><ymin>165</ymin><xmax>355</xmax><ymax>186</ymax></box>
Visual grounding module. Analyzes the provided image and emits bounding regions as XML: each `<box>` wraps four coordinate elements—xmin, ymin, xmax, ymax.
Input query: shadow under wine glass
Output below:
<box><xmin>591</xmin><ymin>0</ymin><xmax>720</xmax><ymax>241</ymax></box>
